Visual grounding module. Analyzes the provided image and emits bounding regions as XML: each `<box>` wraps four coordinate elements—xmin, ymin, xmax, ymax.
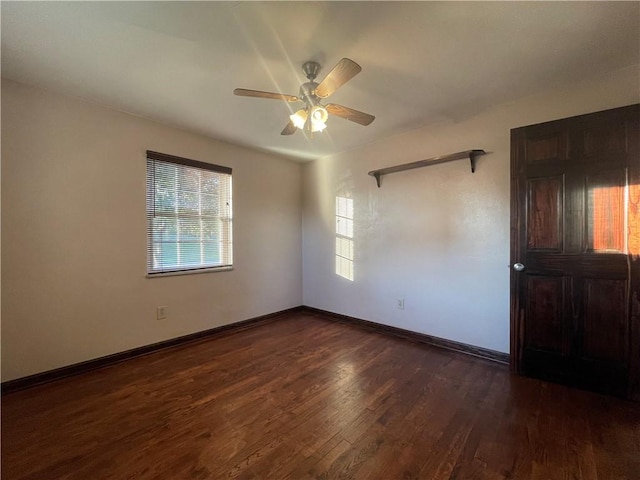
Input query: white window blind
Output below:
<box><xmin>146</xmin><ymin>151</ymin><xmax>232</xmax><ymax>275</ymax></box>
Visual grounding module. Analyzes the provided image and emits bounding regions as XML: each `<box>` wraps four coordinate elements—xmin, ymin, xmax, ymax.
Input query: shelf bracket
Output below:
<box><xmin>469</xmin><ymin>150</ymin><xmax>480</xmax><ymax>173</ymax></box>
<box><xmin>373</xmin><ymin>172</ymin><xmax>381</xmax><ymax>188</ymax></box>
<box><xmin>368</xmin><ymin>149</ymin><xmax>485</xmax><ymax>188</ymax></box>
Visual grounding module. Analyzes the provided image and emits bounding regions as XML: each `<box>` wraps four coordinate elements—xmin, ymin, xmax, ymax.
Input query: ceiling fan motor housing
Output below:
<box><xmin>299</xmin><ymin>82</ymin><xmax>321</xmax><ymax>108</ymax></box>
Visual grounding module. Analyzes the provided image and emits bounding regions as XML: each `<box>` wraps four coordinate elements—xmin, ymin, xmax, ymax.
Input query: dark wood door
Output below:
<box><xmin>510</xmin><ymin>104</ymin><xmax>640</xmax><ymax>400</ymax></box>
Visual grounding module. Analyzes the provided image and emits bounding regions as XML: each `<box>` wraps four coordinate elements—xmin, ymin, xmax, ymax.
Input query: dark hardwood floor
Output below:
<box><xmin>2</xmin><ymin>311</ymin><xmax>639</xmax><ymax>479</ymax></box>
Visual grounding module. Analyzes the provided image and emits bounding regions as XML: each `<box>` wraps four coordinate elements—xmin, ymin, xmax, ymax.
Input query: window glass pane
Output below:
<box><xmin>203</xmin><ymin>242</ymin><xmax>220</xmax><ymax>263</ymax></box>
<box><xmin>179</xmin><ymin>243</ymin><xmax>201</xmax><ymax>266</ymax></box>
<box><xmin>202</xmin><ymin>219</ymin><xmax>219</xmax><ymax>240</ymax></box>
<box><xmin>152</xmin><ymin>217</ymin><xmax>177</xmax><ymax>242</ymax></box>
<box><xmin>178</xmin><ymin>218</ymin><xmax>201</xmax><ymax>241</ymax></box>
<box><xmin>154</xmin><ymin>163</ymin><xmax>177</xmax><ymax>214</ymax></box>
<box><xmin>147</xmin><ymin>155</ymin><xmax>232</xmax><ymax>274</ymax></box>
<box><xmin>153</xmin><ymin>242</ymin><xmax>178</xmax><ymax>269</ymax></box>
<box><xmin>177</xmin><ymin>190</ymin><xmax>200</xmax><ymax>215</ymax></box>
<box><xmin>155</xmin><ymin>189</ymin><xmax>176</xmax><ymax>213</ymax></box>
<box><xmin>201</xmin><ymin>171</ymin><xmax>220</xmax><ymax>194</ymax></box>
<box><xmin>178</xmin><ymin>168</ymin><xmax>200</xmax><ymax>192</ymax></box>
<box><xmin>201</xmin><ymin>194</ymin><xmax>218</xmax><ymax>216</ymax></box>
<box><xmin>156</xmin><ymin>164</ymin><xmax>177</xmax><ymax>186</ymax></box>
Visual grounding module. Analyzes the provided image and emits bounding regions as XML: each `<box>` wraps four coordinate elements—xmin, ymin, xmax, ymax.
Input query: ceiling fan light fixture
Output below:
<box><xmin>310</xmin><ymin>105</ymin><xmax>328</xmax><ymax>132</ymax></box>
<box><xmin>310</xmin><ymin>105</ymin><xmax>328</xmax><ymax>123</ymax></box>
<box><xmin>311</xmin><ymin>118</ymin><xmax>327</xmax><ymax>133</ymax></box>
<box><xmin>290</xmin><ymin>109</ymin><xmax>307</xmax><ymax>129</ymax></box>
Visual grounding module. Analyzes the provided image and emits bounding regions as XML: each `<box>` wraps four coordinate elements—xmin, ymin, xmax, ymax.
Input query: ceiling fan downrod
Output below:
<box><xmin>299</xmin><ymin>61</ymin><xmax>322</xmax><ymax>109</ymax></box>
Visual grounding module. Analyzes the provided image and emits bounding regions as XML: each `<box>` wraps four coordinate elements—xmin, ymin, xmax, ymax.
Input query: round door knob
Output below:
<box><xmin>513</xmin><ymin>263</ymin><xmax>525</xmax><ymax>271</ymax></box>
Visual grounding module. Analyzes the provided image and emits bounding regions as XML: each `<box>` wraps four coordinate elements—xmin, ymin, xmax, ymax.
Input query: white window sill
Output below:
<box><xmin>146</xmin><ymin>266</ymin><xmax>233</xmax><ymax>278</ymax></box>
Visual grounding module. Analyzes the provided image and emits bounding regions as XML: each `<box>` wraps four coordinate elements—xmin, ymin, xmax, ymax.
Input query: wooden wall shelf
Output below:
<box><xmin>368</xmin><ymin>149</ymin><xmax>486</xmax><ymax>187</ymax></box>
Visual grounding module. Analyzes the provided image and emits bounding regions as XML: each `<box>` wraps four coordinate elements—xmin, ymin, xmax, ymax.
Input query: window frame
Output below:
<box><xmin>146</xmin><ymin>150</ymin><xmax>233</xmax><ymax>277</ymax></box>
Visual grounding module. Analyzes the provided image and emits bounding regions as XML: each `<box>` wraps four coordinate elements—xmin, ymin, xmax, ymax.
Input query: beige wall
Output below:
<box><xmin>1</xmin><ymin>80</ymin><xmax>303</xmax><ymax>381</ymax></box>
<box><xmin>302</xmin><ymin>65</ymin><xmax>640</xmax><ymax>353</ymax></box>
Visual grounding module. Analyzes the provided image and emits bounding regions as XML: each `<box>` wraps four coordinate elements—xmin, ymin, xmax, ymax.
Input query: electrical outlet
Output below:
<box><xmin>396</xmin><ymin>298</ymin><xmax>405</xmax><ymax>310</ymax></box>
<box><xmin>156</xmin><ymin>306</ymin><xmax>168</xmax><ymax>320</ymax></box>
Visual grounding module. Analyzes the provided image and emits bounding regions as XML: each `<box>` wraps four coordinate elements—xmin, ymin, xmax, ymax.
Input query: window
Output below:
<box><xmin>146</xmin><ymin>151</ymin><xmax>232</xmax><ymax>276</ymax></box>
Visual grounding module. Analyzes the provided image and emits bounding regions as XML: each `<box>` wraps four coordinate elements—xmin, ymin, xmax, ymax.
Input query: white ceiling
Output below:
<box><xmin>2</xmin><ymin>1</ymin><xmax>639</xmax><ymax>162</ymax></box>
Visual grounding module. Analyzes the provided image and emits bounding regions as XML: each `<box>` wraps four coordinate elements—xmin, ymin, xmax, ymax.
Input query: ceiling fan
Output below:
<box><xmin>234</xmin><ymin>58</ymin><xmax>375</xmax><ymax>136</ymax></box>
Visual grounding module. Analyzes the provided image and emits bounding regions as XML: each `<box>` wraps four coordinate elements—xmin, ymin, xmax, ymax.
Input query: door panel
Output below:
<box><xmin>630</xmin><ymin>182</ymin><xmax>640</xmax><ymax>256</ymax></box>
<box><xmin>586</xmin><ymin>169</ymin><xmax>627</xmax><ymax>253</ymax></box>
<box><xmin>511</xmin><ymin>104</ymin><xmax>640</xmax><ymax>400</ymax></box>
<box><xmin>525</xmin><ymin>275</ymin><xmax>565</xmax><ymax>353</ymax></box>
<box><xmin>583</xmin><ymin>278</ymin><xmax>628</xmax><ymax>364</ymax></box>
<box><xmin>527</xmin><ymin>176</ymin><xmax>563</xmax><ymax>251</ymax></box>
<box><xmin>582</xmin><ymin>119</ymin><xmax>629</xmax><ymax>157</ymax></box>
<box><xmin>525</xmin><ymin>131</ymin><xmax>567</xmax><ymax>163</ymax></box>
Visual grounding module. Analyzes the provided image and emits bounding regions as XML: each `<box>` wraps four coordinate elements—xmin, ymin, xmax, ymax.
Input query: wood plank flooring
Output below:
<box><xmin>2</xmin><ymin>311</ymin><xmax>639</xmax><ymax>479</ymax></box>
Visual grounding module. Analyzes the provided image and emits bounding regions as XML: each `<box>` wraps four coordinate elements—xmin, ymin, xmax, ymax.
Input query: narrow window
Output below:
<box><xmin>146</xmin><ymin>151</ymin><xmax>232</xmax><ymax>276</ymax></box>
